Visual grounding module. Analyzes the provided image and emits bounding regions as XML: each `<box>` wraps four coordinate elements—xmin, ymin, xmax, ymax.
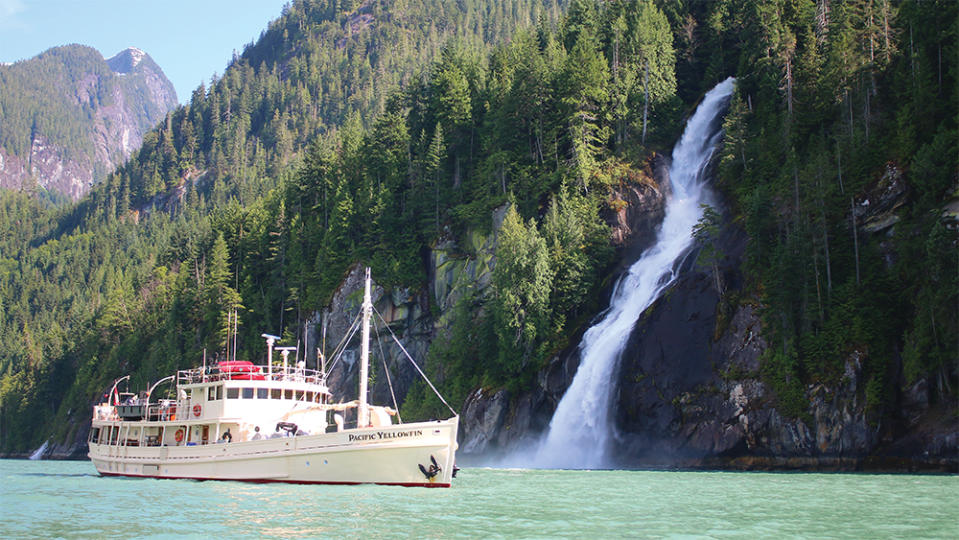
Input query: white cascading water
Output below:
<box><xmin>532</xmin><ymin>77</ymin><xmax>736</xmax><ymax>468</ymax></box>
<box><xmin>29</xmin><ymin>440</ymin><xmax>48</xmax><ymax>460</ymax></box>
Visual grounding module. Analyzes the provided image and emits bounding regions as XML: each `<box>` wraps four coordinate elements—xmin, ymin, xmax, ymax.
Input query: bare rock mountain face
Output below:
<box><xmin>0</xmin><ymin>45</ymin><xmax>177</xmax><ymax>200</ymax></box>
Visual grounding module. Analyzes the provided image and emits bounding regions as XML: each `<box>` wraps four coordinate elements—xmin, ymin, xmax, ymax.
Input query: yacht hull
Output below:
<box><xmin>89</xmin><ymin>418</ymin><xmax>458</xmax><ymax>487</ymax></box>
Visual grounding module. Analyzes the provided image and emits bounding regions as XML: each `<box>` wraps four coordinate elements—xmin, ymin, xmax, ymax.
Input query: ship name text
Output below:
<box><xmin>349</xmin><ymin>429</ymin><xmax>424</xmax><ymax>443</ymax></box>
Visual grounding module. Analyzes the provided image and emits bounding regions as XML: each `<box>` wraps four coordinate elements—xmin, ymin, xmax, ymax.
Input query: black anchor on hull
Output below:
<box><xmin>418</xmin><ymin>455</ymin><xmax>441</xmax><ymax>479</ymax></box>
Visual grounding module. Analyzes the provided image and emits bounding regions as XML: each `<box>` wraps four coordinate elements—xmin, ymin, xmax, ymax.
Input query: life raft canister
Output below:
<box><xmin>174</xmin><ymin>429</ymin><xmax>184</xmax><ymax>442</ymax></box>
<box><xmin>193</xmin><ymin>404</ymin><xmax>202</xmax><ymax>417</ymax></box>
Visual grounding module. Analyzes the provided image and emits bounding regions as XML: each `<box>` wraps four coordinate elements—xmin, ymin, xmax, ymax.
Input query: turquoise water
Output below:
<box><xmin>2</xmin><ymin>460</ymin><xmax>957</xmax><ymax>538</ymax></box>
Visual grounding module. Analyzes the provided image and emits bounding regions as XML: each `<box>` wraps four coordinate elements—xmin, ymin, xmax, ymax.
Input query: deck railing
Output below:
<box><xmin>177</xmin><ymin>364</ymin><xmax>326</xmax><ymax>385</ymax></box>
<box><xmin>145</xmin><ymin>400</ymin><xmax>179</xmax><ymax>422</ymax></box>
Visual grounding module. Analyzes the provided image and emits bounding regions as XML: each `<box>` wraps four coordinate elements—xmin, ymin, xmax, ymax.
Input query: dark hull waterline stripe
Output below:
<box><xmin>97</xmin><ymin>471</ymin><xmax>451</xmax><ymax>488</ymax></box>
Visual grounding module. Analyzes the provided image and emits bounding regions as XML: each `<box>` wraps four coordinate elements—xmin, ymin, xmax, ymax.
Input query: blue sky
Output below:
<box><xmin>0</xmin><ymin>0</ymin><xmax>291</xmax><ymax>103</ymax></box>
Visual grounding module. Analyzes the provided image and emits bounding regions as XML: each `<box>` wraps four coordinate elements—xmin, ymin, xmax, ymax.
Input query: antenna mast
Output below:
<box><xmin>233</xmin><ymin>309</ymin><xmax>239</xmax><ymax>361</ymax></box>
<box><xmin>358</xmin><ymin>267</ymin><xmax>372</xmax><ymax>428</ymax></box>
<box><xmin>320</xmin><ymin>309</ymin><xmax>328</xmax><ymax>379</ymax></box>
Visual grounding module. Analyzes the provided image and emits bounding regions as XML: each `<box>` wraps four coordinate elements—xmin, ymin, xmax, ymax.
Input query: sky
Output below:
<box><xmin>0</xmin><ymin>0</ymin><xmax>291</xmax><ymax>103</ymax></box>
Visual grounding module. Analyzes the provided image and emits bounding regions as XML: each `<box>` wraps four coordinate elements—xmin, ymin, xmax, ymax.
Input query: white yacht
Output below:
<box><xmin>88</xmin><ymin>269</ymin><xmax>459</xmax><ymax>487</ymax></box>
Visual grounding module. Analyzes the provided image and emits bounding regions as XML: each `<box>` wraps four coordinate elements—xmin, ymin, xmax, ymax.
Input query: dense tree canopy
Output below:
<box><xmin>1</xmin><ymin>0</ymin><xmax>955</xmax><ymax>453</ymax></box>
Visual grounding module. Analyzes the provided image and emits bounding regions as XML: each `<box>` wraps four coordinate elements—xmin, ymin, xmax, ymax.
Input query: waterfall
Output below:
<box><xmin>532</xmin><ymin>78</ymin><xmax>736</xmax><ymax>469</ymax></box>
<box><xmin>29</xmin><ymin>440</ymin><xmax>49</xmax><ymax>460</ymax></box>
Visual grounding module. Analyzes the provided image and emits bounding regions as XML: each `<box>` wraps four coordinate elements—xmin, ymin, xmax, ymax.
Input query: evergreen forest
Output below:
<box><xmin>0</xmin><ymin>0</ymin><xmax>955</xmax><ymax>456</ymax></box>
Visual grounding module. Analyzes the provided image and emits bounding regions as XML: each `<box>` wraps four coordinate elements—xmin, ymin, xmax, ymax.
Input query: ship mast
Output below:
<box><xmin>358</xmin><ymin>267</ymin><xmax>372</xmax><ymax>428</ymax></box>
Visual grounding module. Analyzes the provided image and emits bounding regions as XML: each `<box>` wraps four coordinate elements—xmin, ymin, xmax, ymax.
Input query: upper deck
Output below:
<box><xmin>94</xmin><ymin>361</ymin><xmax>335</xmax><ymax>426</ymax></box>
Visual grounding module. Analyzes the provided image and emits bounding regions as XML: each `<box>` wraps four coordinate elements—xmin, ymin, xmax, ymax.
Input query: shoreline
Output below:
<box><xmin>6</xmin><ymin>454</ymin><xmax>955</xmax><ymax>474</ymax></box>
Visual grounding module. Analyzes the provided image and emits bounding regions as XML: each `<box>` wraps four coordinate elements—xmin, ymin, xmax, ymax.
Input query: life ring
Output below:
<box><xmin>174</xmin><ymin>429</ymin><xmax>184</xmax><ymax>442</ymax></box>
<box><xmin>193</xmin><ymin>404</ymin><xmax>202</xmax><ymax>417</ymax></box>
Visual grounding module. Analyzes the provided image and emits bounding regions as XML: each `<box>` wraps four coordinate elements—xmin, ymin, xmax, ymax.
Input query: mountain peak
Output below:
<box><xmin>107</xmin><ymin>47</ymin><xmax>148</xmax><ymax>74</ymax></box>
<box><xmin>0</xmin><ymin>44</ymin><xmax>177</xmax><ymax>199</ymax></box>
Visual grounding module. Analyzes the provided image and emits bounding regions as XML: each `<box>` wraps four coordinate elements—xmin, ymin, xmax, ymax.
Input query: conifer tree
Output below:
<box><xmin>561</xmin><ymin>32</ymin><xmax>610</xmax><ymax>192</ymax></box>
<box><xmin>491</xmin><ymin>204</ymin><xmax>553</xmax><ymax>376</ymax></box>
<box><xmin>205</xmin><ymin>233</ymin><xmax>243</xmax><ymax>355</ymax></box>
<box><xmin>631</xmin><ymin>0</ymin><xmax>677</xmax><ymax>144</ymax></box>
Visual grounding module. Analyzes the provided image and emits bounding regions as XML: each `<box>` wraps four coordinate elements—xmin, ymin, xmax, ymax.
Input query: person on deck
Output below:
<box><xmin>251</xmin><ymin>426</ymin><xmax>263</xmax><ymax>440</ymax></box>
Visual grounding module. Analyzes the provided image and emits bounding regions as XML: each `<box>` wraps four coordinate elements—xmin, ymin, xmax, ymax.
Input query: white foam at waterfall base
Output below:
<box><xmin>527</xmin><ymin>77</ymin><xmax>736</xmax><ymax>469</ymax></box>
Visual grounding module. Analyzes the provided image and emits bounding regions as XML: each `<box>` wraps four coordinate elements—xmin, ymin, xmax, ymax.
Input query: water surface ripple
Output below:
<box><xmin>3</xmin><ymin>461</ymin><xmax>956</xmax><ymax>538</ymax></box>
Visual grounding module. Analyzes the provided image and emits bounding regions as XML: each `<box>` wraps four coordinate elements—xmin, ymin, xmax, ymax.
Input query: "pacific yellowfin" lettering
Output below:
<box><xmin>348</xmin><ymin>430</ymin><xmax>424</xmax><ymax>443</ymax></box>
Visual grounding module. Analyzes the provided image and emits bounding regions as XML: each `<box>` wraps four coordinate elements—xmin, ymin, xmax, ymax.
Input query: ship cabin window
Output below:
<box><xmin>257</xmin><ymin>388</ymin><xmax>268</xmax><ymax>399</ymax></box>
<box><xmin>89</xmin><ymin>427</ymin><xmax>100</xmax><ymax>444</ymax></box>
<box><xmin>306</xmin><ymin>391</ymin><xmax>315</xmax><ymax>403</ymax></box>
<box><xmin>271</xmin><ymin>388</ymin><xmax>281</xmax><ymax>400</ymax></box>
<box><xmin>208</xmin><ymin>386</ymin><xmax>218</xmax><ymax>401</ymax></box>
<box><xmin>241</xmin><ymin>388</ymin><xmax>254</xmax><ymax>399</ymax></box>
<box><xmin>226</xmin><ymin>388</ymin><xmax>239</xmax><ymax>399</ymax></box>
<box><xmin>284</xmin><ymin>389</ymin><xmax>294</xmax><ymax>400</ymax></box>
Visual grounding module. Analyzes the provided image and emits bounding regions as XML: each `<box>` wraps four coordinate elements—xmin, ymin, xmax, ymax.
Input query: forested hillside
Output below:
<box><xmin>0</xmin><ymin>0</ymin><xmax>955</xmax><ymax>461</ymax></box>
<box><xmin>709</xmin><ymin>0</ymin><xmax>957</xmax><ymax>422</ymax></box>
<box><xmin>0</xmin><ymin>45</ymin><xmax>177</xmax><ymax>200</ymax></box>
<box><xmin>0</xmin><ymin>0</ymin><xmax>574</xmax><ymax>452</ymax></box>
<box><xmin>72</xmin><ymin>0</ymin><xmax>567</xmax><ymax>221</ymax></box>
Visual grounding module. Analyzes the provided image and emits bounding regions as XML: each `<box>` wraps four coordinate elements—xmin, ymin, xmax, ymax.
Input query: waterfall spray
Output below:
<box><xmin>531</xmin><ymin>78</ymin><xmax>736</xmax><ymax>469</ymax></box>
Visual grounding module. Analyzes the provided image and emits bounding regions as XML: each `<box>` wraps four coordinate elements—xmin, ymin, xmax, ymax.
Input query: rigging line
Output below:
<box><xmin>372</xmin><ymin>304</ymin><xmax>457</xmax><ymax>417</ymax></box>
<box><xmin>325</xmin><ymin>311</ymin><xmax>362</xmax><ymax>375</ymax></box>
<box><xmin>373</xmin><ymin>319</ymin><xmax>403</xmax><ymax>423</ymax></box>
<box><xmin>327</xmin><ymin>309</ymin><xmax>362</xmax><ymax>361</ymax></box>
<box><xmin>330</xmin><ymin>310</ymin><xmax>362</xmax><ymax>358</ymax></box>
<box><xmin>326</xmin><ymin>322</ymin><xmax>360</xmax><ymax>376</ymax></box>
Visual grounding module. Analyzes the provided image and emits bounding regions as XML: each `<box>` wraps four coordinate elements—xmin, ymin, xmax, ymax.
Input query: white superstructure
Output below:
<box><xmin>88</xmin><ymin>269</ymin><xmax>459</xmax><ymax>487</ymax></box>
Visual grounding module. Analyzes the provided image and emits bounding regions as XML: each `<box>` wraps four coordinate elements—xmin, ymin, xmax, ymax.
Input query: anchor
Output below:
<box><xmin>418</xmin><ymin>455</ymin><xmax>441</xmax><ymax>479</ymax></box>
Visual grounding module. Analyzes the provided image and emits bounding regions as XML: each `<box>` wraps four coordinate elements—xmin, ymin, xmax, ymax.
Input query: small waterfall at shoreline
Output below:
<box><xmin>530</xmin><ymin>77</ymin><xmax>736</xmax><ymax>469</ymax></box>
<box><xmin>29</xmin><ymin>440</ymin><xmax>49</xmax><ymax>460</ymax></box>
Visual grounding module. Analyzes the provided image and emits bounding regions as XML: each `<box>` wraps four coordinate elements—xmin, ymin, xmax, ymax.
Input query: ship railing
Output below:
<box><xmin>145</xmin><ymin>400</ymin><xmax>179</xmax><ymax>422</ymax></box>
<box><xmin>176</xmin><ymin>365</ymin><xmax>327</xmax><ymax>385</ymax></box>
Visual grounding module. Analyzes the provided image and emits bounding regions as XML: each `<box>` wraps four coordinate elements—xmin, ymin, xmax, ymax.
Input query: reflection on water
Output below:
<box><xmin>2</xmin><ymin>460</ymin><xmax>957</xmax><ymax>539</ymax></box>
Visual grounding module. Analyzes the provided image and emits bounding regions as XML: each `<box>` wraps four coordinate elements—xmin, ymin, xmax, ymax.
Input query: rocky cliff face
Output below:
<box><xmin>0</xmin><ymin>45</ymin><xmax>177</xmax><ymax>200</ymax></box>
<box><xmin>609</xmin><ymin>228</ymin><xmax>955</xmax><ymax>472</ymax></box>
